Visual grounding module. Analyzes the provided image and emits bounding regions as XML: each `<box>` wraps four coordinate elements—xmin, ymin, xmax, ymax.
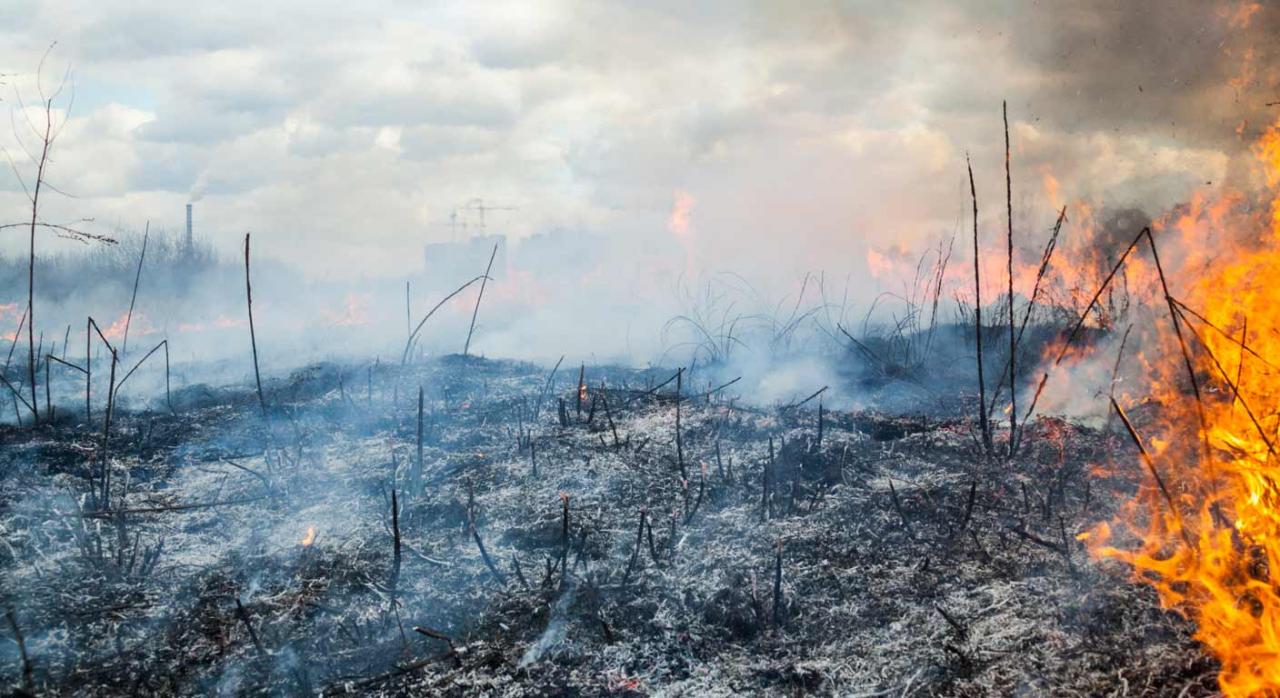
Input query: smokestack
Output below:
<box><xmin>185</xmin><ymin>203</ymin><xmax>193</xmax><ymax>251</ymax></box>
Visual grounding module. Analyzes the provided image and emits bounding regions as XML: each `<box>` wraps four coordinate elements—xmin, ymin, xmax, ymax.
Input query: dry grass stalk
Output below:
<box><xmin>463</xmin><ymin>242</ymin><xmax>499</xmax><ymax>356</ymax></box>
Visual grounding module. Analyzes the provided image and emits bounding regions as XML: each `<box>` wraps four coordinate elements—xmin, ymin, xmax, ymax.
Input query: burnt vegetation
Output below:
<box><xmin>0</xmin><ymin>351</ymin><xmax>1217</xmax><ymax>696</ymax></box>
<box><xmin>0</xmin><ymin>96</ymin><xmax>1221</xmax><ymax>697</ymax></box>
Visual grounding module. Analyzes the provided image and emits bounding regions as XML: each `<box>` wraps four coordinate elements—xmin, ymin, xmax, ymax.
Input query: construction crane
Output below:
<box><xmin>463</xmin><ymin>198</ymin><xmax>518</xmax><ymax>233</ymax></box>
<box><xmin>430</xmin><ymin>208</ymin><xmax>467</xmax><ymax>242</ymax></box>
<box><xmin>431</xmin><ymin>199</ymin><xmax>519</xmax><ymax>241</ymax></box>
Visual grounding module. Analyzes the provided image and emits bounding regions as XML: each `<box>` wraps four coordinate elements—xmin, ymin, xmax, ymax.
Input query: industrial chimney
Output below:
<box><xmin>185</xmin><ymin>203</ymin><xmax>193</xmax><ymax>252</ymax></box>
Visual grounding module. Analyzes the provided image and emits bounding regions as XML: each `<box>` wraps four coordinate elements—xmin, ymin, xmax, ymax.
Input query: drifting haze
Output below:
<box><xmin>0</xmin><ymin>1</ymin><xmax>1277</xmax><ymax>388</ymax></box>
<box><xmin>2</xmin><ymin>2</ymin><xmax>1274</xmax><ymax>274</ymax></box>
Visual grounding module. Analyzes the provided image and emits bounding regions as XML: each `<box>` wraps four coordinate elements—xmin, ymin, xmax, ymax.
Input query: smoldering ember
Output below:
<box><xmin>6</xmin><ymin>4</ymin><xmax>1280</xmax><ymax>697</ymax></box>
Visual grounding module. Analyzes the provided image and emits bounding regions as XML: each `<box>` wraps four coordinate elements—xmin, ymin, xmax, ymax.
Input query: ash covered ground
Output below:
<box><xmin>0</xmin><ymin>354</ymin><xmax>1216</xmax><ymax>696</ymax></box>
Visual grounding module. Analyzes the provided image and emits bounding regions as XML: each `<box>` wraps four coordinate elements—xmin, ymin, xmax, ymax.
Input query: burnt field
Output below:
<box><xmin>0</xmin><ymin>354</ymin><xmax>1214</xmax><ymax>696</ymax></box>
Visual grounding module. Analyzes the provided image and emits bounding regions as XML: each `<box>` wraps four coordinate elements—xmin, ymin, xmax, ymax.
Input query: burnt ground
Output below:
<box><xmin>0</xmin><ymin>355</ymin><xmax>1218</xmax><ymax>696</ymax></box>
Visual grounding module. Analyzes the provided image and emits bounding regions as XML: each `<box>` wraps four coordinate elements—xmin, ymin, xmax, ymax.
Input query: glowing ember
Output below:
<box><xmin>578</xmin><ymin>382</ymin><xmax>588</xmax><ymax>403</ymax></box>
<box><xmin>300</xmin><ymin>526</ymin><xmax>316</xmax><ymax>547</ymax></box>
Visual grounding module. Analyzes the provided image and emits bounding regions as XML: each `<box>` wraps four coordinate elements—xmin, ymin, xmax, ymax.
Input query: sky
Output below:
<box><xmin>0</xmin><ymin>0</ymin><xmax>1276</xmax><ymax>284</ymax></box>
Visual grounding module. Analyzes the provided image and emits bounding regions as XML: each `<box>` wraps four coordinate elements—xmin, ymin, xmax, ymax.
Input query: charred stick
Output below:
<box><xmin>532</xmin><ymin>355</ymin><xmax>564</xmax><ymax>421</ymax></box>
<box><xmin>415</xmin><ymin>386</ymin><xmax>425</xmax><ymax>493</ymax></box>
<box><xmin>43</xmin><ymin>354</ymin><xmax>50</xmax><ymax>418</ymax></box>
<box><xmin>639</xmin><ymin>369</ymin><xmax>681</xmax><ymax>396</ymax></box>
<box><xmin>1003</xmin><ymin>101</ymin><xmax>1018</xmax><ymax>455</ymax></box>
<box><xmin>77</xmin><ymin>495</ymin><xmax>269</xmax><ymax>518</ymax></box>
<box><xmin>462</xmin><ymin>242</ymin><xmax>499</xmax><ymax>356</ymax></box>
<box><xmin>1103</xmin><ymin>324</ymin><xmax>1135</xmax><ymax>461</ymax></box>
<box><xmin>471</xmin><ymin>524</ymin><xmax>507</xmax><ymax>585</ymax></box>
<box><xmin>599</xmin><ymin>385</ymin><xmax>621</xmax><ymax>447</ymax></box>
<box><xmin>1234</xmin><ymin>316</ymin><xmax>1248</xmax><ymax>416</ymax></box>
<box><xmin>1176</xmin><ymin>305</ymin><xmax>1274</xmax><ymax>455</ymax></box>
<box><xmin>3</xmin><ymin>307</ymin><xmax>26</xmax><ymax>371</ymax></box>
<box><xmin>771</xmin><ymin>541</ymin><xmax>784</xmax><ymax>627</ymax></box>
<box><xmin>782</xmin><ymin>435</ymin><xmax>799</xmax><ymax>514</ymax></box>
<box><xmin>576</xmin><ymin>363</ymin><xmax>585</xmax><ymax>419</ymax></box>
<box><xmin>0</xmin><ymin>371</ymin><xmax>32</xmax><ymax>416</ymax></box>
<box><xmin>413</xmin><ymin>626</ymin><xmax>462</xmax><ymax>669</ymax></box>
<box><xmin>572</xmin><ymin>527</ymin><xmax>590</xmax><ymax>572</ymax></box>
<box><xmin>888</xmin><ymin>479</ymin><xmax>916</xmax><ymax>539</ymax></box>
<box><xmin>935</xmin><ymin>604</ymin><xmax>968</xmax><ymax>640</ymax></box>
<box><xmin>234</xmin><ymin>597</ymin><xmax>265</xmax><ymax>657</ymax></box>
<box><xmin>243</xmin><ymin>234</ymin><xmax>267</xmax><ymax>418</ymax></box>
<box><xmin>623</xmin><ymin>508</ymin><xmax>647</xmax><ymax>585</ymax></box>
<box><xmin>163</xmin><ymin>340</ymin><xmax>173</xmax><ymax>413</ymax></box>
<box><xmin>959</xmin><ymin>480</ymin><xmax>977</xmax><ymax>533</ymax></box>
<box><xmin>988</xmin><ymin>206</ymin><xmax>1066</xmax><ymax>423</ymax></box>
<box><xmin>1110</xmin><ymin>397</ymin><xmax>1194</xmax><ymax>549</ymax></box>
<box><xmin>816</xmin><ymin>400</ymin><xmax>824</xmax><ymax>451</ymax></box>
<box><xmin>598</xmin><ymin>614</ymin><xmax>616</xmax><ymax>644</ymax></box>
<box><xmin>85</xmin><ymin>318</ymin><xmax>91</xmax><ymax>422</ymax></box>
<box><xmin>1058</xmin><ymin>515</ymin><xmax>1075</xmax><ymax>572</ymax></box>
<box><xmin>5</xmin><ymin>608</ymin><xmax>32</xmax><ymax>692</ymax></box>
<box><xmin>1009</xmin><ymin>523</ymin><xmax>1067</xmax><ymax>557</ymax></box>
<box><xmin>968</xmin><ymin>154</ymin><xmax>993</xmax><ymax>455</ymax></box>
<box><xmin>114</xmin><ymin>339</ymin><xmax>168</xmax><ymax>396</ymax></box>
<box><xmin>402</xmin><ymin>275</ymin><xmax>488</xmax><ymax>364</ymax></box>
<box><xmin>684</xmin><ymin>467</ymin><xmax>706</xmax><ymax>524</ymax></box>
<box><xmin>1171</xmin><ymin>298</ymin><xmax>1276</xmax><ymax>370</ymax></box>
<box><xmin>1022</xmin><ymin>226</ymin><xmax>1149</xmax><ymax>425</ymax></box>
<box><xmin>560</xmin><ymin>493</ymin><xmax>571</xmax><ymax>583</ymax></box>
<box><xmin>100</xmin><ymin>349</ymin><xmax>118</xmax><ymax>508</ymax></box>
<box><xmin>122</xmin><ymin>223</ymin><xmax>148</xmax><ymax>354</ymax></box>
<box><xmin>706</xmin><ymin>375</ymin><xmax>741</xmax><ymax>402</ymax></box>
<box><xmin>675</xmin><ymin>367</ymin><xmax>685</xmax><ymax>480</ymax></box>
<box><xmin>665</xmin><ymin>511</ymin><xmax>677</xmax><ymax>558</ymax></box>
<box><xmin>646</xmin><ymin>517</ymin><xmax>660</xmax><ymax>564</ymax></box>
<box><xmin>762</xmin><ymin>437</ymin><xmax>775</xmax><ymax>521</ymax></box>
<box><xmin>413</xmin><ymin>625</ymin><xmax>456</xmax><ymax>651</ymax></box>
<box><xmin>558</xmin><ymin>398</ymin><xmax>568</xmax><ymax>428</ymax></box>
<box><xmin>715</xmin><ymin>440</ymin><xmax>724</xmax><ymax>479</ymax></box>
<box><xmin>1145</xmin><ymin>229</ymin><xmax>1210</xmax><ymax>460</ymax></box>
<box><xmin>465</xmin><ymin>477</ymin><xmax>476</xmax><ymax>524</ymax></box>
<box><xmin>512</xmin><ymin>553</ymin><xmax>530</xmax><ymax>589</ymax></box>
<box><xmin>783</xmin><ymin>385</ymin><xmax>827</xmax><ymax>411</ymax></box>
<box><xmin>391</xmin><ymin>489</ymin><xmax>402</xmax><ymax>591</ymax></box>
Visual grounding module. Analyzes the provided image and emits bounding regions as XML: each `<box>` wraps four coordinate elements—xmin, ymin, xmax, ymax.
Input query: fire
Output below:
<box><xmin>578</xmin><ymin>382</ymin><xmax>588</xmax><ymax>403</ymax></box>
<box><xmin>667</xmin><ymin>189</ymin><xmax>695</xmax><ymax>238</ymax></box>
<box><xmin>323</xmin><ymin>293</ymin><xmax>372</xmax><ymax>327</ymax></box>
<box><xmin>1080</xmin><ymin>118</ymin><xmax>1280</xmax><ymax>695</ymax></box>
<box><xmin>300</xmin><ymin>526</ymin><xmax>316</xmax><ymax>547</ymax></box>
<box><xmin>101</xmin><ymin>311</ymin><xmax>158</xmax><ymax>342</ymax></box>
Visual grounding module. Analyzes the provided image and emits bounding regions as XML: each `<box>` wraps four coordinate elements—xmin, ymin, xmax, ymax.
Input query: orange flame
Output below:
<box><xmin>300</xmin><ymin>526</ymin><xmax>316</xmax><ymax>547</ymax></box>
<box><xmin>667</xmin><ymin>190</ymin><xmax>695</xmax><ymax>238</ymax></box>
<box><xmin>1080</xmin><ymin>118</ymin><xmax>1280</xmax><ymax>695</ymax></box>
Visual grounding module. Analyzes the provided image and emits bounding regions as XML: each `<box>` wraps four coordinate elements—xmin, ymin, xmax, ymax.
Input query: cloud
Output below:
<box><xmin>0</xmin><ymin>0</ymin><xmax>1269</xmax><ymax>289</ymax></box>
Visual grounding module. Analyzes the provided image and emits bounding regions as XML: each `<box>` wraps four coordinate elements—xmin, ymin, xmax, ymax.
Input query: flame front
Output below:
<box><xmin>1083</xmin><ymin>119</ymin><xmax>1280</xmax><ymax>696</ymax></box>
<box><xmin>300</xmin><ymin>525</ymin><xmax>316</xmax><ymax>547</ymax></box>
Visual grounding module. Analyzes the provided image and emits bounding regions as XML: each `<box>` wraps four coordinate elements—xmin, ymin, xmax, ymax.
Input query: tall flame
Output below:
<box><xmin>1083</xmin><ymin>119</ymin><xmax>1280</xmax><ymax>695</ymax></box>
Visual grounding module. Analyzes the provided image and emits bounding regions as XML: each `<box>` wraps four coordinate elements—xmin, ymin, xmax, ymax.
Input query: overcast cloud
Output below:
<box><xmin>1</xmin><ymin>0</ymin><xmax>1275</xmax><ymax>282</ymax></box>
